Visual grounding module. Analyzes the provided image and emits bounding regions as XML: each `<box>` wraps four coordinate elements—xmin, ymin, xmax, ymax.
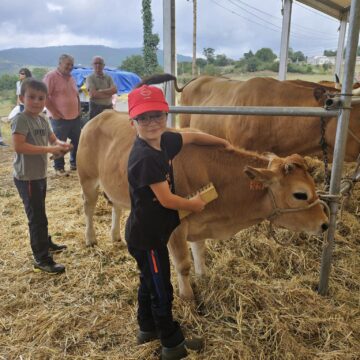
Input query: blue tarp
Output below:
<box><xmin>71</xmin><ymin>67</ymin><xmax>141</xmax><ymax>95</ymax></box>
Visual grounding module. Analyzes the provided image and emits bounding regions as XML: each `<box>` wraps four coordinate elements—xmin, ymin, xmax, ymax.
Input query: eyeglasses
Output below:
<box><xmin>93</xmin><ymin>62</ymin><xmax>104</xmax><ymax>65</ymax></box>
<box><xmin>134</xmin><ymin>112</ymin><xmax>166</xmax><ymax>126</ymax></box>
<box><xmin>19</xmin><ymin>72</ymin><xmax>25</xmax><ymax>75</ymax></box>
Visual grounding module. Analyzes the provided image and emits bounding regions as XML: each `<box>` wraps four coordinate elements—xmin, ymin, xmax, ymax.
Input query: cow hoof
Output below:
<box><xmin>179</xmin><ymin>288</ymin><xmax>195</xmax><ymax>301</ymax></box>
<box><xmin>113</xmin><ymin>239</ymin><xmax>126</xmax><ymax>248</ymax></box>
<box><xmin>85</xmin><ymin>240</ymin><xmax>97</xmax><ymax>247</ymax></box>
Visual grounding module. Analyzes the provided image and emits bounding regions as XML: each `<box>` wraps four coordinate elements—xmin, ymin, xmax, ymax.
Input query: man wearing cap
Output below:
<box><xmin>125</xmin><ymin>82</ymin><xmax>232</xmax><ymax>359</ymax></box>
<box><xmin>86</xmin><ymin>56</ymin><xmax>117</xmax><ymax>120</ymax></box>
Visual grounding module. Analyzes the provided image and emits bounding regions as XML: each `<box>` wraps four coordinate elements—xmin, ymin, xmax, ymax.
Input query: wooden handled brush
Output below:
<box><xmin>179</xmin><ymin>182</ymin><xmax>218</xmax><ymax>219</ymax></box>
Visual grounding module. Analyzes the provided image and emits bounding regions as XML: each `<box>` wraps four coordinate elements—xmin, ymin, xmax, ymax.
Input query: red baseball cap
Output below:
<box><xmin>128</xmin><ymin>85</ymin><xmax>169</xmax><ymax>118</ymax></box>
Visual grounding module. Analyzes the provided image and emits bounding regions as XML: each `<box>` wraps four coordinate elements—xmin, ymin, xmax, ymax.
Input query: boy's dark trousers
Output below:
<box><xmin>14</xmin><ymin>178</ymin><xmax>50</xmax><ymax>263</ymax></box>
<box><xmin>128</xmin><ymin>244</ymin><xmax>185</xmax><ymax>348</ymax></box>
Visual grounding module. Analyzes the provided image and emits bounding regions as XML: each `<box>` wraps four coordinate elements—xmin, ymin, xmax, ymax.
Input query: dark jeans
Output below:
<box><xmin>128</xmin><ymin>244</ymin><xmax>184</xmax><ymax>348</ymax></box>
<box><xmin>89</xmin><ymin>101</ymin><xmax>113</xmax><ymax>120</ymax></box>
<box><xmin>50</xmin><ymin>117</ymin><xmax>81</xmax><ymax>170</ymax></box>
<box><xmin>14</xmin><ymin>178</ymin><xmax>50</xmax><ymax>263</ymax></box>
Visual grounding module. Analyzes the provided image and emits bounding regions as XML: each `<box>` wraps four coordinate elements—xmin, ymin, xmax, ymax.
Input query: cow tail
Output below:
<box><xmin>134</xmin><ymin>73</ymin><xmax>196</xmax><ymax>93</ymax></box>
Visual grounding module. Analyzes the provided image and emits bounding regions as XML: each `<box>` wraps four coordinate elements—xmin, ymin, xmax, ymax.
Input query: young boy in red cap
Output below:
<box><xmin>126</xmin><ymin>83</ymin><xmax>232</xmax><ymax>359</ymax></box>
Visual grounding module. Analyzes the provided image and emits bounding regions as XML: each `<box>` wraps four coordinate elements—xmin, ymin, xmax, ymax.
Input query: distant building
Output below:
<box><xmin>307</xmin><ymin>56</ymin><xmax>335</xmax><ymax>65</ymax></box>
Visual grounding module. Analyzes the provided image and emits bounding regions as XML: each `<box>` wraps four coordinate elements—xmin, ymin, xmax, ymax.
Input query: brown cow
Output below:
<box><xmin>178</xmin><ymin>76</ymin><xmax>360</xmax><ymax>161</ymax></box>
<box><xmin>77</xmin><ymin>111</ymin><xmax>329</xmax><ymax>299</ymax></box>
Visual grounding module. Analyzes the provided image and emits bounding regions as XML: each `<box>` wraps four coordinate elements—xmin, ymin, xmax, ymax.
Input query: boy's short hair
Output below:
<box><xmin>20</xmin><ymin>78</ymin><xmax>48</xmax><ymax>97</ymax></box>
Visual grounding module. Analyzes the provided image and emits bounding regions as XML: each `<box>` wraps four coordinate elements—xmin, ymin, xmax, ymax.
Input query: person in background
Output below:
<box><xmin>12</xmin><ymin>78</ymin><xmax>70</xmax><ymax>273</ymax></box>
<box><xmin>126</xmin><ymin>84</ymin><xmax>232</xmax><ymax>360</ymax></box>
<box><xmin>16</xmin><ymin>68</ymin><xmax>32</xmax><ymax>112</ymax></box>
<box><xmin>86</xmin><ymin>56</ymin><xmax>117</xmax><ymax>120</ymax></box>
<box><xmin>43</xmin><ymin>54</ymin><xmax>81</xmax><ymax>176</ymax></box>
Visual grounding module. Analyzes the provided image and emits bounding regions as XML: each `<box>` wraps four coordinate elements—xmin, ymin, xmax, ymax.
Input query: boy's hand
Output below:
<box><xmin>57</xmin><ymin>141</ymin><xmax>73</xmax><ymax>151</ymax></box>
<box><xmin>49</xmin><ymin>143</ymin><xmax>73</xmax><ymax>159</ymax></box>
<box><xmin>189</xmin><ymin>194</ymin><xmax>206</xmax><ymax>213</ymax></box>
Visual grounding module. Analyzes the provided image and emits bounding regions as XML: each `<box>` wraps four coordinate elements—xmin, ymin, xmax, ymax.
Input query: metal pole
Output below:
<box><xmin>318</xmin><ymin>0</ymin><xmax>360</xmax><ymax>296</ymax></box>
<box><xmin>278</xmin><ymin>0</ymin><xmax>292</xmax><ymax>81</ymax></box>
<box><xmin>163</xmin><ymin>0</ymin><xmax>176</xmax><ymax>127</ymax></box>
<box><xmin>169</xmin><ymin>105</ymin><xmax>338</xmax><ymax>117</ymax></box>
<box><xmin>335</xmin><ymin>12</ymin><xmax>348</xmax><ymax>81</ymax></box>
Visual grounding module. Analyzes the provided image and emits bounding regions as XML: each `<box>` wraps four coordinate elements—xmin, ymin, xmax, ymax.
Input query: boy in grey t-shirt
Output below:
<box><xmin>12</xmin><ymin>78</ymin><xmax>72</xmax><ymax>274</ymax></box>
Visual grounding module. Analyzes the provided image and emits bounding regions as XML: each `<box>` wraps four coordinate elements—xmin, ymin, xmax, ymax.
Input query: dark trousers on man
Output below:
<box><xmin>14</xmin><ymin>178</ymin><xmax>50</xmax><ymax>263</ymax></box>
<box><xmin>50</xmin><ymin>117</ymin><xmax>81</xmax><ymax>170</ymax></box>
<box><xmin>89</xmin><ymin>101</ymin><xmax>113</xmax><ymax>120</ymax></box>
<box><xmin>128</xmin><ymin>244</ymin><xmax>185</xmax><ymax>348</ymax></box>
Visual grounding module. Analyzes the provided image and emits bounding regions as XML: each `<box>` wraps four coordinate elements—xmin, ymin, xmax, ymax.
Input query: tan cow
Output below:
<box><xmin>178</xmin><ymin>76</ymin><xmax>360</xmax><ymax>161</ymax></box>
<box><xmin>77</xmin><ymin>110</ymin><xmax>329</xmax><ymax>299</ymax></box>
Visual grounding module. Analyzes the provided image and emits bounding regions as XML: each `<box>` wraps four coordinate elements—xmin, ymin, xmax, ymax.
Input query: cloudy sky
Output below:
<box><xmin>0</xmin><ymin>0</ymin><xmax>341</xmax><ymax>59</ymax></box>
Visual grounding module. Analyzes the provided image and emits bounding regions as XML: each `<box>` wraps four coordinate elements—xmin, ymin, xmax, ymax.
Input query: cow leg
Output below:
<box><xmin>82</xmin><ymin>179</ymin><xmax>99</xmax><ymax>247</ymax></box>
<box><xmin>111</xmin><ymin>204</ymin><xmax>125</xmax><ymax>246</ymax></box>
<box><xmin>190</xmin><ymin>240</ymin><xmax>207</xmax><ymax>276</ymax></box>
<box><xmin>168</xmin><ymin>224</ymin><xmax>194</xmax><ymax>300</ymax></box>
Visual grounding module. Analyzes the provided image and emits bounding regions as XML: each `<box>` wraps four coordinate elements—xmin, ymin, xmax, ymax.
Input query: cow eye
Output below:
<box><xmin>293</xmin><ymin>192</ymin><xmax>308</xmax><ymax>200</ymax></box>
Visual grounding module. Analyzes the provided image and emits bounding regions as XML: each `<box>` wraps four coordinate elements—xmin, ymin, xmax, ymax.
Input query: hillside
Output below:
<box><xmin>0</xmin><ymin>45</ymin><xmax>192</xmax><ymax>74</ymax></box>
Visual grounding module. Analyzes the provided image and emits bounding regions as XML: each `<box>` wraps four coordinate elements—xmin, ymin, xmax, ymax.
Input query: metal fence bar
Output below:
<box><xmin>318</xmin><ymin>0</ymin><xmax>360</xmax><ymax>296</ymax></box>
<box><xmin>169</xmin><ymin>105</ymin><xmax>339</xmax><ymax>117</ymax></box>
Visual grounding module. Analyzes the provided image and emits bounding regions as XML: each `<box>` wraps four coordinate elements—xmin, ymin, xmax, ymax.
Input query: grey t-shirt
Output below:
<box><xmin>12</xmin><ymin>112</ymin><xmax>53</xmax><ymax>180</ymax></box>
<box><xmin>86</xmin><ymin>73</ymin><xmax>115</xmax><ymax>105</ymax></box>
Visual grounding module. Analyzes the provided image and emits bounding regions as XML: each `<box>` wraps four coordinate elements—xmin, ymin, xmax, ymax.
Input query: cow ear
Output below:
<box><xmin>244</xmin><ymin>166</ymin><xmax>275</xmax><ymax>186</ymax></box>
<box><xmin>313</xmin><ymin>87</ymin><xmax>327</xmax><ymax>104</ymax></box>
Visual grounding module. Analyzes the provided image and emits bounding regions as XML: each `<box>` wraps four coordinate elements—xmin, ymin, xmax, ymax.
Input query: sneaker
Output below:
<box><xmin>49</xmin><ymin>239</ymin><xmax>67</xmax><ymax>253</ymax></box>
<box><xmin>0</xmin><ymin>141</ymin><xmax>8</xmax><ymax>147</ymax></box>
<box><xmin>70</xmin><ymin>165</ymin><xmax>77</xmax><ymax>171</ymax></box>
<box><xmin>33</xmin><ymin>258</ymin><xmax>65</xmax><ymax>274</ymax></box>
<box><xmin>137</xmin><ymin>330</ymin><xmax>159</xmax><ymax>345</ymax></box>
<box><xmin>161</xmin><ymin>336</ymin><xmax>204</xmax><ymax>360</ymax></box>
<box><xmin>55</xmin><ymin>169</ymin><xmax>69</xmax><ymax>177</ymax></box>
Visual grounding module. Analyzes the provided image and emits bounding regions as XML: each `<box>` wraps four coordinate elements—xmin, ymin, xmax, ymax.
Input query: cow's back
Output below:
<box><xmin>179</xmin><ymin>77</ymin><xmax>338</xmax><ymax>157</ymax></box>
<box><xmin>77</xmin><ymin>110</ymin><xmax>135</xmax><ymax>206</ymax></box>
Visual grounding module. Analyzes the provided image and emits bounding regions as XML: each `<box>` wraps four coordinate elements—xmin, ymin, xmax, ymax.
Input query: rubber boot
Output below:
<box><xmin>161</xmin><ymin>336</ymin><xmax>204</xmax><ymax>360</ymax></box>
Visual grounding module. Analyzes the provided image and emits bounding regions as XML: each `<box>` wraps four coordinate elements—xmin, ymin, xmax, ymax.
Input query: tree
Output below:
<box><xmin>203</xmin><ymin>47</ymin><xmax>215</xmax><ymax>63</ymax></box>
<box><xmin>119</xmin><ymin>55</ymin><xmax>146</xmax><ymax>77</ymax></box>
<box><xmin>243</xmin><ymin>50</ymin><xmax>254</xmax><ymax>60</ymax></box>
<box><xmin>246</xmin><ymin>57</ymin><xmax>261</xmax><ymax>72</ymax></box>
<box><xmin>292</xmin><ymin>51</ymin><xmax>305</xmax><ymax>63</ymax></box>
<box><xmin>142</xmin><ymin>0</ymin><xmax>159</xmax><ymax>75</ymax></box>
<box><xmin>324</xmin><ymin>49</ymin><xmax>337</xmax><ymax>56</ymax></box>
<box><xmin>214</xmin><ymin>54</ymin><xmax>232</xmax><ymax>66</ymax></box>
<box><xmin>32</xmin><ymin>67</ymin><xmax>48</xmax><ymax>80</ymax></box>
<box><xmin>255</xmin><ymin>48</ymin><xmax>277</xmax><ymax>62</ymax></box>
<box><xmin>0</xmin><ymin>74</ymin><xmax>17</xmax><ymax>90</ymax></box>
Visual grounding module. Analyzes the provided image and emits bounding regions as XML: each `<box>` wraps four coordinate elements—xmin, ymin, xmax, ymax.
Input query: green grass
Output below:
<box><xmin>0</xmin><ymin>89</ymin><xmax>16</xmax><ymax>118</ymax></box>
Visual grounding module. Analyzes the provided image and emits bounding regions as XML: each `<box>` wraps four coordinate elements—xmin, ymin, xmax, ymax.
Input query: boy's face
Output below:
<box><xmin>132</xmin><ymin>111</ymin><xmax>167</xmax><ymax>142</ymax></box>
<box><xmin>20</xmin><ymin>88</ymin><xmax>46</xmax><ymax>117</ymax></box>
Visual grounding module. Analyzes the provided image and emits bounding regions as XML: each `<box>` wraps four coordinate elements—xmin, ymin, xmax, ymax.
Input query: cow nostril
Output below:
<box><xmin>321</xmin><ymin>223</ymin><xmax>329</xmax><ymax>232</ymax></box>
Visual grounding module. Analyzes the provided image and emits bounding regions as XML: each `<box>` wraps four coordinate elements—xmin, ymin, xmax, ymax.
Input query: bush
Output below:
<box><xmin>287</xmin><ymin>63</ymin><xmax>313</xmax><ymax>74</ymax></box>
<box><xmin>0</xmin><ymin>74</ymin><xmax>17</xmax><ymax>91</ymax></box>
<box><xmin>203</xmin><ymin>64</ymin><xmax>221</xmax><ymax>76</ymax></box>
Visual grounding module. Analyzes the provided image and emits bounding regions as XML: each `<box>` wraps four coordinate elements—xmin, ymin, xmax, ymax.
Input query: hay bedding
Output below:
<box><xmin>0</xmin><ymin>128</ymin><xmax>359</xmax><ymax>359</ymax></box>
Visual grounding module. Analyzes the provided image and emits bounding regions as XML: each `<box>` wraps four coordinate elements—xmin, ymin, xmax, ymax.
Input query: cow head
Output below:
<box><xmin>244</xmin><ymin>154</ymin><xmax>329</xmax><ymax>235</ymax></box>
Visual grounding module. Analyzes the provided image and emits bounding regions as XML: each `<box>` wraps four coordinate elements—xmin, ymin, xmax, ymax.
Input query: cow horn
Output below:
<box><xmin>284</xmin><ymin>163</ymin><xmax>295</xmax><ymax>174</ymax></box>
